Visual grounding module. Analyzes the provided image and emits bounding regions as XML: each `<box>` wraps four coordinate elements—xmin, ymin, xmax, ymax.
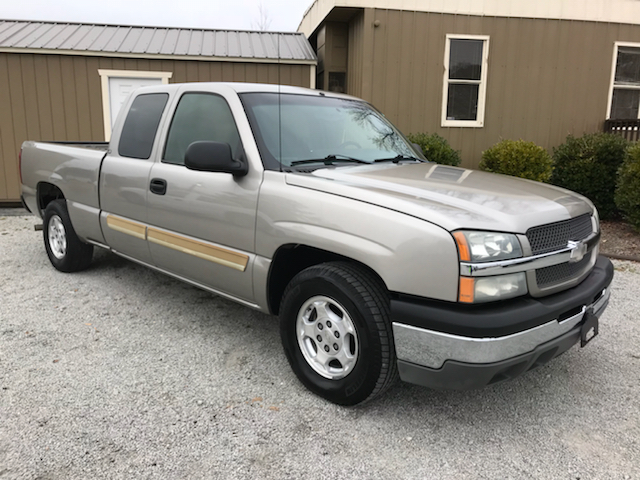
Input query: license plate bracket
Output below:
<box><xmin>580</xmin><ymin>310</ymin><xmax>599</xmax><ymax>348</ymax></box>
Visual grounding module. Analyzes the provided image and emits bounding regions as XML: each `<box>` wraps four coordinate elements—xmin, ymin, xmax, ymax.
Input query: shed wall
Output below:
<box><xmin>0</xmin><ymin>52</ymin><xmax>312</xmax><ymax>202</ymax></box>
<box><xmin>347</xmin><ymin>12</ymin><xmax>364</xmax><ymax>97</ymax></box>
<box><xmin>348</xmin><ymin>9</ymin><xmax>640</xmax><ymax>167</ymax></box>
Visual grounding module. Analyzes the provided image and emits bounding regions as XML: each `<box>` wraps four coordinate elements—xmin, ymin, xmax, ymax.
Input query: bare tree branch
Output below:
<box><xmin>251</xmin><ymin>3</ymin><xmax>272</xmax><ymax>31</ymax></box>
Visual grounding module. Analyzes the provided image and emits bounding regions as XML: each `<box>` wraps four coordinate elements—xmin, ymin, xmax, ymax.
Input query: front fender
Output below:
<box><xmin>256</xmin><ymin>172</ymin><xmax>459</xmax><ymax>302</ymax></box>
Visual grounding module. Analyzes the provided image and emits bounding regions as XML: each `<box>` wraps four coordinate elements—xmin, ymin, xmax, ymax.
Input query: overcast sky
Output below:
<box><xmin>2</xmin><ymin>0</ymin><xmax>313</xmax><ymax>32</ymax></box>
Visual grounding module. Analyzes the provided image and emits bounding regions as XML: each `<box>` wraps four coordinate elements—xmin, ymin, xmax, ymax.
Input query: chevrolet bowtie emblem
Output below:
<box><xmin>567</xmin><ymin>240</ymin><xmax>587</xmax><ymax>263</ymax></box>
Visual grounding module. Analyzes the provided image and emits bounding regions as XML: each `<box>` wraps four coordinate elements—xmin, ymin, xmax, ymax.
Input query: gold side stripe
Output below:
<box><xmin>105</xmin><ymin>214</ymin><xmax>248</xmax><ymax>272</ymax></box>
<box><xmin>106</xmin><ymin>215</ymin><xmax>147</xmax><ymax>240</ymax></box>
<box><xmin>147</xmin><ymin>228</ymin><xmax>248</xmax><ymax>272</ymax></box>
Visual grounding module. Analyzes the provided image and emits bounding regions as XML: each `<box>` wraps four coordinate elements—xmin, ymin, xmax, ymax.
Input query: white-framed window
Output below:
<box><xmin>441</xmin><ymin>34</ymin><xmax>490</xmax><ymax>128</ymax></box>
<box><xmin>98</xmin><ymin>69</ymin><xmax>173</xmax><ymax>140</ymax></box>
<box><xmin>607</xmin><ymin>42</ymin><xmax>640</xmax><ymax>119</ymax></box>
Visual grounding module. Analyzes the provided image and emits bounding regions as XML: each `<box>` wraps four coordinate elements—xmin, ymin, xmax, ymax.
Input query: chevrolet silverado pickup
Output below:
<box><xmin>20</xmin><ymin>82</ymin><xmax>614</xmax><ymax>405</ymax></box>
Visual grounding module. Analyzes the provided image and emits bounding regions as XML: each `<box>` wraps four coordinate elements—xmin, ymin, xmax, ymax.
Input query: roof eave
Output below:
<box><xmin>297</xmin><ymin>0</ymin><xmax>640</xmax><ymax>35</ymax></box>
<box><xmin>0</xmin><ymin>46</ymin><xmax>317</xmax><ymax>64</ymax></box>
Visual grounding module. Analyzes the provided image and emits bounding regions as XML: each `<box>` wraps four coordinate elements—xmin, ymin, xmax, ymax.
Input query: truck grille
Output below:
<box><xmin>526</xmin><ymin>214</ymin><xmax>592</xmax><ymax>255</ymax></box>
<box><xmin>535</xmin><ymin>255</ymin><xmax>591</xmax><ymax>287</ymax></box>
<box><xmin>526</xmin><ymin>214</ymin><xmax>594</xmax><ymax>291</ymax></box>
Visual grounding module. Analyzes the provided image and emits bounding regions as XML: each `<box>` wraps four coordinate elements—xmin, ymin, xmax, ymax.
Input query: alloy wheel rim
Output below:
<box><xmin>48</xmin><ymin>215</ymin><xmax>67</xmax><ymax>259</ymax></box>
<box><xmin>296</xmin><ymin>295</ymin><xmax>359</xmax><ymax>380</ymax></box>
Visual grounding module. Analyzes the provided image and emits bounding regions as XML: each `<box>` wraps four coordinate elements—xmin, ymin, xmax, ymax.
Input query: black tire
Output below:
<box><xmin>279</xmin><ymin>262</ymin><xmax>398</xmax><ymax>405</ymax></box>
<box><xmin>43</xmin><ymin>199</ymin><xmax>93</xmax><ymax>272</ymax></box>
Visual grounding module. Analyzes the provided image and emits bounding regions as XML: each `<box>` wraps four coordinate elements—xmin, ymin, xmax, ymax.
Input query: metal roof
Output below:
<box><xmin>0</xmin><ymin>20</ymin><xmax>316</xmax><ymax>63</ymax></box>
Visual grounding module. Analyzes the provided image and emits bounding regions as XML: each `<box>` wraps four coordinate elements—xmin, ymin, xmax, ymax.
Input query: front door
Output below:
<box><xmin>145</xmin><ymin>91</ymin><xmax>261</xmax><ymax>303</ymax></box>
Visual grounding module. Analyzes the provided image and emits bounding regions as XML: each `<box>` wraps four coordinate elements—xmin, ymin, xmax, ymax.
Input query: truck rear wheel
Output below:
<box><xmin>279</xmin><ymin>262</ymin><xmax>398</xmax><ymax>405</ymax></box>
<box><xmin>43</xmin><ymin>200</ymin><xmax>93</xmax><ymax>272</ymax></box>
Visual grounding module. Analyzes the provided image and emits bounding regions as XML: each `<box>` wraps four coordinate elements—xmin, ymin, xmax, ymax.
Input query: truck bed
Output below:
<box><xmin>20</xmin><ymin>141</ymin><xmax>108</xmax><ymax>226</ymax></box>
<box><xmin>41</xmin><ymin>141</ymin><xmax>109</xmax><ymax>151</ymax></box>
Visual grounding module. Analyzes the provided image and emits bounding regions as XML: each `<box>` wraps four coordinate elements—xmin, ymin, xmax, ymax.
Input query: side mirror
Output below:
<box><xmin>412</xmin><ymin>142</ymin><xmax>423</xmax><ymax>155</ymax></box>
<box><xmin>184</xmin><ymin>141</ymin><xmax>248</xmax><ymax>176</ymax></box>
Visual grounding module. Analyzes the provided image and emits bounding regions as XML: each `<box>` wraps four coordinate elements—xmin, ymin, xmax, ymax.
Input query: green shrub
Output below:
<box><xmin>406</xmin><ymin>132</ymin><xmax>461</xmax><ymax>166</ymax></box>
<box><xmin>551</xmin><ymin>133</ymin><xmax>629</xmax><ymax>219</ymax></box>
<box><xmin>615</xmin><ymin>143</ymin><xmax>640</xmax><ymax>231</ymax></box>
<box><xmin>479</xmin><ymin>139</ymin><xmax>553</xmax><ymax>182</ymax></box>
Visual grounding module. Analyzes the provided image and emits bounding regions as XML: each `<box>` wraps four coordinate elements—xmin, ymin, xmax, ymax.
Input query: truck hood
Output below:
<box><xmin>285</xmin><ymin>163</ymin><xmax>593</xmax><ymax>233</ymax></box>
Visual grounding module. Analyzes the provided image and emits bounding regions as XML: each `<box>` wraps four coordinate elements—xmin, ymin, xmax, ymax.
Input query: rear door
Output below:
<box><xmin>99</xmin><ymin>91</ymin><xmax>171</xmax><ymax>264</ymax></box>
<box><xmin>145</xmin><ymin>87</ymin><xmax>262</xmax><ymax>303</ymax></box>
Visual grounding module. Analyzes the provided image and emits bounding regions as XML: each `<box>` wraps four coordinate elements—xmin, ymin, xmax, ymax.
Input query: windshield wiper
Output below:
<box><xmin>290</xmin><ymin>154</ymin><xmax>369</xmax><ymax>167</ymax></box>
<box><xmin>373</xmin><ymin>154</ymin><xmax>423</xmax><ymax>163</ymax></box>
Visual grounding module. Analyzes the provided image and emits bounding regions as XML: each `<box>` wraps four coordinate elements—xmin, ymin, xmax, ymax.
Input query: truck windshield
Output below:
<box><xmin>239</xmin><ymin>92</ymin><xmax>422</xmax><ymax>170</ymax></box>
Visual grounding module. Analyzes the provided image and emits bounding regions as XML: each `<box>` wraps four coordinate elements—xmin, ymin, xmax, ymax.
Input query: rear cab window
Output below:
<box><xmin>118</xmin><ymin>93</ymin><xmax>169</xmax><ymax>159</ymax></box>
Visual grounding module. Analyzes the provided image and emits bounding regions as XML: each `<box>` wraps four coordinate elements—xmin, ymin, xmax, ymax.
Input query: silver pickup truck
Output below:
<box><xmin>20</xmin><ymin>82</ymin><xmax>613</xmax><ymax>405</ymax></box>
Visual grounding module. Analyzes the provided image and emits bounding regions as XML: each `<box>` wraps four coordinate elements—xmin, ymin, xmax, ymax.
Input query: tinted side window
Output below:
<box><xmin>118</xmin><ymin>93</ymin><xmax>169</xmax><ymax>159</ymax></box>
<box><xmin>163</xmin><ymin>93</ymin><xmax>242</xmax><ymax>165</ymax></box>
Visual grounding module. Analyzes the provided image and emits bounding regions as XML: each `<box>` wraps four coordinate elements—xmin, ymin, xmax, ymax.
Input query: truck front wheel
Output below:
<box><xmin>279</xmin><ymin>262</ymin><xmax>398</xmax><ymax>405</ymax></box>
<box><xmin>43</xmin><ymin>200</ymin><xmax>93</xmax><ymax>272</ymax></box>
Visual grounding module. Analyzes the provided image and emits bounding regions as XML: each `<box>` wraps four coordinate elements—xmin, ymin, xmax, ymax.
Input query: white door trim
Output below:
<box><xmin>98</xmin><ymin>69</ymin><xmax>173</xmax><ymax>140</ymax></box>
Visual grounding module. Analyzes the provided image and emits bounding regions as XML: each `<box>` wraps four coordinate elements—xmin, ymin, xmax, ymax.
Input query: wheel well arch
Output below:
<box><xmin>267</xmin><ymin>244</ymin><xmax>387</xmax><ymax>315</ymax></box>
<box><xmin>37</xmin><ymin>182</ymin><xmax>65</xmax><ymax>214</ymax></box>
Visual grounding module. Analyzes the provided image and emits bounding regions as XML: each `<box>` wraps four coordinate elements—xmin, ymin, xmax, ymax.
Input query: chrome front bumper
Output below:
<box><xmin>393</xmin><ymin>287</ymin><xmax>610</xmax><ymax>370</ymax></box>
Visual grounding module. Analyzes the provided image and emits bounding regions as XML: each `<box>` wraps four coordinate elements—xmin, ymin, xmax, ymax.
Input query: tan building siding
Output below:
<box><xmin>315</xmin><ymin>22</ymin><xmax>348</xmax><ymax>91</ymax></box>
<box><xmin>0</xmin><ymin>52</ymin><xmax>313</xmax><ymax>202</ymax></box>
<box><xmin>340</xmin><ymin>10</ymin><xmax>640</xmax><ymax>168</ymax></box>
<box><xmin>346</xmin><ymin>13</ymin><xmax>363</xmax><ymax>97</ymax></box>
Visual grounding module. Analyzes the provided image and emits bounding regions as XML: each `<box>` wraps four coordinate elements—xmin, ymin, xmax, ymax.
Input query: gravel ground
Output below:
<box><xmin>1</xmin><ymin>214</ymin><xmax>639</xmax><ymax>480</ymax></box>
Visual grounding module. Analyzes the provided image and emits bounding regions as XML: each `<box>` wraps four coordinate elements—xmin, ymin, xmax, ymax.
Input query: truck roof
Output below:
<box><xmin>133</xmin><ymin>82</ymin><xmax>360</xmax><ymax>101</ymax></box>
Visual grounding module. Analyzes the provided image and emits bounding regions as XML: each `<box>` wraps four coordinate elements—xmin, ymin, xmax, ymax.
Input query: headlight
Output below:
<box><xmin>453</xmin><ymin>231</ymin><xmax>522</xmax><ymax>263</ymax></box>
<box><xmin>453</xmin><ymin>230</ymin><xmax>527</xmax><ymax>303</ymax></box>
<box><xmin>591</xmin><ymin>208</ymin><xmax>599</xmax><ymax>234</ymax></box>
<box><xmin>459</xmin><ymin>273</ymin><xmax>527</xmax><ymax>303</ymax></box>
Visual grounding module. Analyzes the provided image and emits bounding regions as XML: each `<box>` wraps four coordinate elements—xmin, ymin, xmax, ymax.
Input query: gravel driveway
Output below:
<box><xmin>1</xmin><ymin>214</ymin><xmax>639</xmax><ymax>479</ymax></box>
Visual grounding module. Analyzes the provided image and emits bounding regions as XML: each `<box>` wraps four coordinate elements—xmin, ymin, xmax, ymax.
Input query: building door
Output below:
<box><xmin>108</xmin><ymin>77</ymin><xmax>163</xmax><ymax>128</ymax></box>
<box><xmin>98</xmin><ymin>69</ymin><xmax>172</xmax><ymax>140</ymax></box>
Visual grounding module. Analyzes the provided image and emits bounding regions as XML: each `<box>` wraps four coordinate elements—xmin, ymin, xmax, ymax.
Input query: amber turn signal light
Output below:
<box><xmin>452</xmin><ymin>231</ymin><xmax>471</xmax><ymax>262</ymax></box>
<box><xmin>459</xmin><ymin>277</ymin><xmax>474</xmax><ymax>303</ymax></box>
